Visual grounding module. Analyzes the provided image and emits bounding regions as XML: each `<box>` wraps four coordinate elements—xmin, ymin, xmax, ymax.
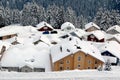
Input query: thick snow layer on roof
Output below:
<box><xmin>51</xmin><ymin>36</ymin><xmax>104</xmax><ymax>63</ymax></box>
<box><xmin>69</xmin><ymin>28</ymin><xmax>86</xmax><ymax>38</ymax></box>
<box><xmin>0</xmin><ymin>25</ymin><xmax>38</xmax><ymax>37</ymax></box>
<box><xmin>107</xmin><ymin>25</ymin><xmax>120</xmax><ymax>33</ymax></box>
<box><xmin>61</xmin><ymin>22</ymin><xmax>75</xmax><ymax>31</ymax></box>
<box><xmin>87</xmin><ymin>30</ymin><xmax>105</xmax><ymax>40</ymax></box>
<box><xmin>113</xmin><ymin>34</ymin><xmax>120</xmax><ymax>42</ymax></box>
<box><xmin>99</xmin><ymin>41</ymin><xmax>120</xmax><ymax>59</ymax></box>
<box><xmin>36</xmin><ymin>21</ymin><xmax>53</xmax><ymax>29</ymax></box>
<box><xmin>1</xmin><ymin>44</ymin><xmax>51</xmax><ymax>72</ymax></box>
<box><xmin>45</xmin><ymin>34</ymin><xmax>61</xmax><ymax>44</ymax></box>
<box><xmin>85</xmin><ymin>22</ymin><xmax>100</xmax><ymax>30</ymax></box>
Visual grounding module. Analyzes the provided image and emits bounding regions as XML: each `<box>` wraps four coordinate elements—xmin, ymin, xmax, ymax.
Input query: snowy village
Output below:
<box><xmin>0</xmin><ymin>21</ymin><xmax>119</xmax><ymax>73</ymax></box>
<box><xmin>0</xmin><ymin>0</ymin><xmax>120</xmax><ymax>80</ymax></box>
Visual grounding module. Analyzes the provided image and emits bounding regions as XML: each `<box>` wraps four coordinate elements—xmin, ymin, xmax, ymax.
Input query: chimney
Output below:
<box><xmin>60</xmin><ymin>46</ymin><xmax>62</xmax><ymax>52</ymax></box>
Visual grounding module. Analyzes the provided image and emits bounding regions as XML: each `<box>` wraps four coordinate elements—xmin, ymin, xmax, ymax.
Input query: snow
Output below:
<box><xmin>114</xmin><ymin>34</ymin><xmax>120</xmax><ymax>42</ymax></box>
<box><xmin>99</xmin><ymin>41</ymin><xmax>120</xmax><ymax>59</ymax></box>
<box><xmin>87</xmin><ymin>30</ymin><xmax>105</xmax><ymax>40</ymax></box>
<box><xmin>0</xmin><ymin>23</ymin><xmax>120</xmax><ymax>80</ymax></box>
<box><xmin>103</xmin><ymin>56</ymin><xmax>117</xmax><ymax>63</ymax></box>
<box><xmin>85</xmin><ymin>22</ymin><xmax>100</xmax><ymax>30</ymax></box>
<box><xmin>107</xmin><ymin>25</ymin><xmax>120</xmax><ymax>33</ymax></box>
<box><xmin>51</xmin><ymin>36</ymin><xmax>104</xmax><ymax>63</ymax></box>
<box><xmin>1</xmin><ymin>66</ymin><xmax>120</xmax><ymax>80</ymax></box>
<box><xmin>70</xmin><ymin>28</ymin><xmax>86</xmax><ymax>38</ymax></box>
<box><xmin>108</xmin><ymin>34</ymin><xmax>120</xmax><ymax>42</ymax></box>
<box><xmin>61</xmin><ymin>22</ymin><xmax>75</xmax><ymax>31</ymax></box>
<box><xmin>0</xmin><ymin>25</ymin><xmax>37</xmax><ymax>37</ymax></box>
<box><xmin>1</xmin><ymin>43</ymin><xmax>51</xmax><ymax>72</ymax></box>
<box><xmin>36</xmin><ymin>21</ymin><xmax>53</xmax><ymax>30</ymax></box>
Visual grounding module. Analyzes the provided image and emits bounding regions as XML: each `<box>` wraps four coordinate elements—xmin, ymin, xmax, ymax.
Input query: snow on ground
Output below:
<box><xmin>0</xmin><ymin>66</ymin><xmax>120</xmax><ymax>80</ymax></box>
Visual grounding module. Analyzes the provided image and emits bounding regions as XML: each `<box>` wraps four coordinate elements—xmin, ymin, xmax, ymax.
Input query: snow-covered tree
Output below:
<box><xmin>75</xmin><ymin>15</ymin><xmax>88</xmax><ymax>29</ymax></box>
<box><xmin>11</xmin><ymin>9</ymin><xmax>21</xmax><ymax>24</ymax></box>
<box><xmin>0</xmin><ymin>1</ymin><xmax>5</xmax><ymax>27</ymax></box>
<box><xmin>64</xmin><ymin>7</ymin><xmax>77</xmax><ymax>26</ymax></box>
<box><xmin>21</xmin><ymin>1</ymin><xmax>46</xmax><ymax>26</ymax></box>
<box><xmin>55</xmin><ymin>6</ymin><xmax>65</xmax><ymax>29</ymax></box>
<box><xmin>4</xmin><ymin>8</ymin><xmax>12</xmax><ymax>25</ymax></box>
<box><xmin>93</xmin><ymin>8</ymin><xmax>120</xmax><ymax>30</ymax></box>
<box><xmin>104</xmin><ymin>59</ymin><xmax>111</xmax><ymax>71</ymax></box>
<box><xmin>46</xmin><ymin>4</ymin><xmax>60</xmax><ymax>28</ymax></box>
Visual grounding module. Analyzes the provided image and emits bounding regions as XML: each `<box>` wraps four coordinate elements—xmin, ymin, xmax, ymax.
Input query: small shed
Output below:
<box><xmin>106</xmin><ymin>25</ymin><xmax>120</xmax><ymax>34</ymax></box>
<box><xmin>85</xmin><ymin>22</ymin><xmax>100</xmax><ymax>32</ymax></box>
<box><xmin>36</xmin><ymin>21</ymin><xmax>53</xmax><ymax>31</ymax></box>
<box><xmin>87</xmin><ymin>30</ymin><xmax>105</xmax><ymax>42</ymax></box>
<box><xmin>61</xmin><ymin>22</ymin><xmax>75</xmax><ymax>32</ymax></box>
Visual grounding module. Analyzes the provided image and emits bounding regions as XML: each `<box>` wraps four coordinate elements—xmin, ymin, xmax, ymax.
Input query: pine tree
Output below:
<box><xmin>11</xmin><ymin>9</ymin><xmax>21</xmax><ymax>24</ymax></box>
<box><xmin>75</xmin><ymin>15</ymin><xmax>88</xmax><ymax>29</ymax></box>
<box><xmin>64</xmin><ymin>7</ymin><xmax>77</xmax><ymax>26</ymax></box>
<box><xmin>21</xmin><ymin>1</ymin><xmax>46</xmax><ymax>26</ymax></box>
<box><xmin>93</xmin><ymin>8</ymin><xmax>120</xmax><ymax>30</ymax></box>
<box><xmin>4</xmin><ymin>1</ymin><xmax>12</xmax><ymax>25</ymax></box>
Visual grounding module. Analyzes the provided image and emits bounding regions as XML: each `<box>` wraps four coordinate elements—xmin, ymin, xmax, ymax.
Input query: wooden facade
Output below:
<box><xmin>85</xmin><ymin>27</ymin><xmax>99</xmax><ymax>32</ymax></box>
<box><xmin>53</xmin><ymin>51</ymin><xmax>104</xmax><ymax>71</ymax></box>
<box><xmin>0</xmin><ymin>34</ymin><xmax>17</xmax><ymax>40</ymax></box>
<box><xmin>87</xmin><ymin>34</ymin><xmax>104</xmax><ymax>42</ymax></box>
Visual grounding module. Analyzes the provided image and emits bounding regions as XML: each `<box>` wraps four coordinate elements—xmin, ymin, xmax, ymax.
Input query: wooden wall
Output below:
<box><xmin>53</xmin><ymin>51</ymin><xmax>104</xmax><ymax>71</ymax></box>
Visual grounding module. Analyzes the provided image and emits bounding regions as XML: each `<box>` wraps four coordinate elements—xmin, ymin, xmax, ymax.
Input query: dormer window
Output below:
<box><xmin>66</xmin><ymin>27</ymin><xmax>71</xmax><ymax>30</ymax></box>
<box><xmin>90</xmin><ymin>35</ymin><xmax>94</xmax><ymax>38</ymax></box>
<box><xmin>67</xmin><ymin>49</ymin><xmax>70</xmax><ymax>52</ymax></box>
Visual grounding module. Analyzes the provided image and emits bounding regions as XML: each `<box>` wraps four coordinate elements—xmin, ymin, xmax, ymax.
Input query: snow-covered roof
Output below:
<box><xmin>107</xmin><ymin>34</ymin><xmax>120</xmax><ymax>42</ymax></box>
<box><xmin>87</xmin><ymin>30</ymin><xmax>105</xmax><ymax>40</ymax></box>
<box><xmin>51</xmin><ymin>36</ymin><xmax>104</xmax><ymax>63</ymax></box>
<box><xmin>99</xmin><ymin>41</ymin><xmax>120</xmax><ymax>59</ymax></box>
<box><xmin>85</xmin><ymin>22</ymin><xmax>100</xmax><ymax>30</ymax></box>
<box><xmin>70</xmin><ymin>28</ymin><xmax>86</xmax><ymax>38</ymax></box>
<box><xmin>107</xmin><ymin>25</ymin><xmax>120</xmax><ymax>33</ymax></box>
<box><xmin>36</xmin><ymin>21</ymin><xmax>53</xmax><ymax>30</ymax></box>
<box><xmin>113</xmin><ymin>34</ymin><xmax>120</xmax><ymax>42</ymax></box>
<box><xmin>102</xmin><ymin>56</ymin><xmax>117</xmax><ymax>63</ymax></box>
<box><xmin>61</xmin><ymin>22</ymin><xmax>75</xmax><ymax>31</ymax></box>
<box><xmin>1</xmin><ymin>43</ymin><xmax>51</xmax><ymax>72</ymax></box>
<box><xmin>0</xmin><ymin>25</ymin><xmax>37</xmax><ymax>37</ymax></box>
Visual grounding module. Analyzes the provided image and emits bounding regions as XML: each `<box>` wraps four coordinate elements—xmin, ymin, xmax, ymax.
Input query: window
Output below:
<box><xmin>60</xmin><ymin>67</ymin><xmax>63</xmax><ymax>70</ymax></box>
<box><xmin>78</xmin><ymin>56</ymin><xmax>81</xmax><ymax>61</ymax></box>
<box><xmin>0</xmin><ymin>37</ymin><xmax>2</xmax><ymax>40</ymax></box>
<box><xmin>44</xmin><ymin>27</ymin><xmax>48</xmax><ymax>30</ymax></box>
<box><xmin>78</xmin><ymin>64</ymin><xmax>80</xmax><ymax>68</ymax></box>
<box><xmin>88</xmin><ymin>60</ymin><xmax>91</xmax><ymax>64</ymax></box>
<box><xmin>66</xmin><ymin>67</ymin><xmax>70</xmax><ymax>70</ymax></box>
<box><xmin>66</xmin><ymin>60</ymin><xmax>70</xmax><ymax>64</ymax></box>
<box><xmin>7</xmin><ymin>35</ymin><xmax>11</xmax><ymax>39</ymax></box>
<box><xmin>95</xmin><ymin>60</ymin><xmax>97</xmax><ymax>64</ymax></box>
<box><xmin>67</xmin><ymin>27</ymin><xmax>71</xmax><ymax>30</ymax></box>
<box><xmin>60</xmin><ymin>61</ymin><xmax>63</xmax><ymax>64</ymax></box>
<box><xmin>95</xmin><ymin>67</ymin><xmax>97</xmax><ymax>69</ymax></box>
<box><xmin>88</xmin><ymin>67</ymin><xmax>90</xmax><ymax>69</ymax></box>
